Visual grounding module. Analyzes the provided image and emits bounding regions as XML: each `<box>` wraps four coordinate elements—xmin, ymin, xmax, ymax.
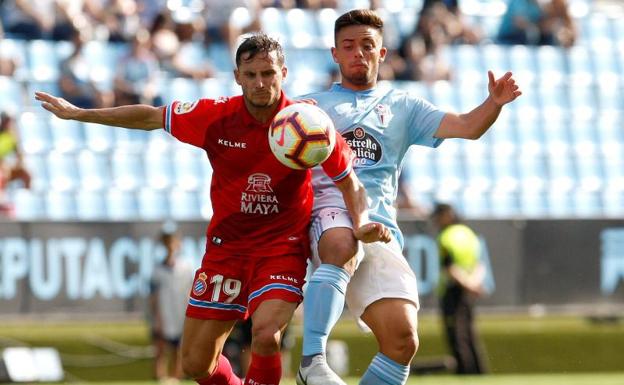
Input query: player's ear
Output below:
<box><xmin>379</xmin><ymin>46</ymin><xmax>387</xmax><ymax>63</ymax></box>
<box><xmin>331</xmin><ymin>47</ymin><xmax>338</xmax><ymax>63</ymax></box>
<box><xmin>233</xmin><ymin>69</ymin><xmax>241</xmax><ymax>85</ymax></box>
<box><xmin>281</xmin><ymin>65</ymin><xmax>287</xmax><ymax>80</ymax></box>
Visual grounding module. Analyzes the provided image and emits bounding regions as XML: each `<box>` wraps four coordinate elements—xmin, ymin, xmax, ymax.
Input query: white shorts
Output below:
<box><xmin>310</xmin><ymin>208</ymin><xmax>420</xmax><ymax>330</ymax></box>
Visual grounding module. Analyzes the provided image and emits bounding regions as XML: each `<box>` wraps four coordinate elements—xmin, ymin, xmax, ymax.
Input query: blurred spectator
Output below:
<box><xmin>59</xmin><ymin>29</ymin><xmax>112</xmax><ymax>108</ymax></box>
<box><xmin>149</xmin><ymin>229</ymin><xmax>195</xmax><ymax>382</ymax></box>
<box><xmin>431</xmin><ymin>203</ymin><xmax>488</xmax><ymax>375</ymax></box>
<box><xmin>400</xmin><ymin>33</ymin><xmax>452</xmax><ymax>82</ymax></box>
<box><xmin>0</xmin><ymin>0</ymin><xmax>55</xmax><ymax>39</ymax></box>
<box><xmin>259</xmin><ymin>0</ymin><xmax>297</xmax><ymax>8</ymax></box>
<box><xmin>0</xmin><ymin>52</ymin><xmax>19</xmax><ymax>77</ymax></box>
<box><xmin>203</xmin><ymin>0</ymin><xmax>262</xmax><ymax>48</ymax></box>
<box><xmin>417</xmin><ymin>0</ymin><xmax>481</xmax><ymax>46</ymax></box>
<box><xmin>297</xmin><ymin>0</ymin><xmax>339</xmax><ymax>9</ymax></box>
<box><xmin>113</xmin><ymin>29</ymin><xmax>162</xmax><ymax>106</ymax></box>
<box><xmin>540</xmin><ymin>0</ymin><xmax>576</xmax><ymax>48</ymax></box>
<box><xmin>83</xmin><ymin>0</ymin><xmax>142</xmax><ymax>42</ymax></box>
<box><xmin>0</xmin><ymin>111</ymin><xmax>31</xmax><ymax>217</ymax></box>
<box><xmin>151</xmin><ymin>12</ymin><xmax>216</xmax><ymax>80</ymax></box>
<box><xmin>496</xmin><ymin>0</ymin><xmax>545</xmax><ymax>45</ymax></box>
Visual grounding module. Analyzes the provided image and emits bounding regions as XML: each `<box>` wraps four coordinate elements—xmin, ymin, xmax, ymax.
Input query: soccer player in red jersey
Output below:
<box><xmin>35</xmin><ymin>33</ymin><xmax>391</xmax><ymax>385</ymax></box>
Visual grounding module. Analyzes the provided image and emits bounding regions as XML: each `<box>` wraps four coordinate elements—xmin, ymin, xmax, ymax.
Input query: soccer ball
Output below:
<box><xmin>268</xmin><ymin>103</ymin><xmax>336</xmax><ymax>170</ymax></box>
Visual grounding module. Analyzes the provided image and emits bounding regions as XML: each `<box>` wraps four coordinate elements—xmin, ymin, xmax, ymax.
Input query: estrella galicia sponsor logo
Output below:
<box><xmin>343</xmin><ymin>127</ymin><xmax>382</xmax><ymax>167</ymax></box>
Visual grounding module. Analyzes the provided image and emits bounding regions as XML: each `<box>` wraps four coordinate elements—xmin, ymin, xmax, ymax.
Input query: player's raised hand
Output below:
<box><xmin>487</xmin><ymin>71</ymin><xmax>522</xmax><ymax>106</ymax></box>
<box><xmin>354</xmin><ymin>222</ymin><xmax>392</xmax><ymax>243</ymax></box>
<box><xmin>34</xmin><ymin>91</ymin><xmax>81</xmax><ymax>120</ymax></box>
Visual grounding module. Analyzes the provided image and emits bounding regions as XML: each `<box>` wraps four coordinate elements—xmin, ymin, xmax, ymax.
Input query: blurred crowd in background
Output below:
<box><xmin>0</xmin><ymin>0</ymin><xmax>578</xmax><ymax>109</ymax></box>
<box><xmin>0</xmin><ymin>0</ymin><xmax>580</xmax><ymax>215</ymax></box>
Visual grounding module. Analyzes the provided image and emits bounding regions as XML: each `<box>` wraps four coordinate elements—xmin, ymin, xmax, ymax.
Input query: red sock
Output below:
<box><xmin>196</xmin><ymin>355</ymin><xmax>242</xmax><ymax>385</ymax></box>
<box><xmin>244</xmin><ymin>352</ymin><xmax>281</xmax><ymax>385</ymax></box>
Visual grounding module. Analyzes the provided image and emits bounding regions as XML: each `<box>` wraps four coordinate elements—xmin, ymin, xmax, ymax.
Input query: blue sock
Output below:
<box><xmin>301</xmin><ymin>264</ymin><xmax>350</xmax><ymax>358</ymax></box>
<box><xmin>360</xmin><ymin>353</ymin><xmax>410</xmax><ymax>385</ymax></box>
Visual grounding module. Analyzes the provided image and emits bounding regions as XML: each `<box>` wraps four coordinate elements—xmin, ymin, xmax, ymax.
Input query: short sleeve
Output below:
<box><xmin>405</xmin><ymin>94</ymin><xmax>446</xmax><ymax>148</ymax></box>
<box><xmin>162</xmin><ymin>99</ymin><xmax>216</xmax><ymax>148</ymax></box>
<box><xmin>320</xmin><ymin>130</ymin><xmax>353</xmax><ymax>183</ymax></box>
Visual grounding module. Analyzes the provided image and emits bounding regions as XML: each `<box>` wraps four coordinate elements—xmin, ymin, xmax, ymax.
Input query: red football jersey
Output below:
<box><xmin>163</xmin><ymin>92</ymin><xmax>353</xmax><ymax>258</ymax></box>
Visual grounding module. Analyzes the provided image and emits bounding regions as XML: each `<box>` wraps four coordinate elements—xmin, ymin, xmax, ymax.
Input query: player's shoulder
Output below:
<box><xmin>172</xmin><ymin>96</ymin><xmax>239</xmax><ymax>114</ymax></box>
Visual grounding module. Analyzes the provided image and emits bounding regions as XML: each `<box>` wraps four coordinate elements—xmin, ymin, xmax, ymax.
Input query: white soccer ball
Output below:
<box><xmin>268</xmin><ymin>103</ymin><xmax>336</xmax><ymax>170</ymax></box>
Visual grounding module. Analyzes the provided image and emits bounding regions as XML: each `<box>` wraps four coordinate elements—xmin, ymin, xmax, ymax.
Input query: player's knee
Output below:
<box><xmin>320</xmin><ymin>240</ymin><xmax>359</xmax><ymax>274</ymax></box>
<box><xmin>181</xmin><ymin>352</ymin><xmax>216</xmax><ymax>379</ymax></box>
<box><xmin>394</xmin><ymin>328</ymin><xmax>419</xmax><ymax>362</ymax></box>
<box><xmin>251</xmin><ymin>321</ymin><xmax>281</xmax><ymax>355</ymax></box>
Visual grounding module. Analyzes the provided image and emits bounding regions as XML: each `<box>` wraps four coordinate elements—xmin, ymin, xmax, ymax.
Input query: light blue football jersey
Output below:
<box><xmin>304</xmin><ymin>83</ymin><xmax>446</xmax><ymax>248</ymax></box>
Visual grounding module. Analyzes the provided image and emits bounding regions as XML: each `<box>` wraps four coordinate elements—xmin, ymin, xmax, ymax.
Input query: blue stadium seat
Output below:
<box><xmin>18</xmin><ymin>112</ymin><xmax>51</xmax><ymax>155</ymax></box>
<box><xmin>106</xmin><ymin>188</ymin><xmax>139</xmax><ymax>220</ymax></box>
<box><xmin>111</xmin><ymin>150</ymin><xmax>144</xmax><ymax>191</ymax></box>
<box><xmin>519</xmin><ymin>189</ymin><xmax>547</xmax><ymax>217</ymax></box>
<box><xmin>481</xmin><ymin>44</ymin><xmax>509</xmax><ymax>77</ymax></box>
<box><xmin>602</xmin><ymin>188</ymin><xmax>624</xmax><ymax>217</ymax></box>
<box><xmin>45</xmin><ymin>190</ymin><xmax>77</xmax><ymax>220</ymax></box>
<box><xmin>27</xmin><ymin>40</ymin><xmax>61</xmax><ymax>81</ymax></box>
<box><xmin>49</xmin><ymin>116</ymin><xmax>84</xmax><ymax>153</ymax></box>
<box><xmin>0</xmin><ymin>39</ymin><xmax>28</xmax><ymax>80</ymax></box>
<box><xmin>164</xmin><ymin>78</ymin><xmax>201</xmax><ymax>104</ymax></box>
<box><xmin>138</xmin><ymin>188</ymin><xmax>169</xmax><ymax>220</ymax></box>
<box><xmin>536</xmin><ymin>46</ymin><xmax>566</xmax><ymax>85</ymax></box>
<box><xmin>450</xmin><ymin>45</ymin><xmax>482</xmax><ymax>84</ymax></box>
<box><xmin>574</xmin><ymin>148</ymin><xmax>603</xmax><ymax>193</ymax></box>
<box><xmin>78</xmin><ymin>150</ymin><xmax>110</xmax><ymax>191</ymax></box>
<box><xmin>200</xmin><ymin>78</ymin><xmax>230</xmax><ymax>99</ymax></box>
<box><xmin>566</xmin><ymin>46</ymin><xmax>594</xmax><ymax>86</ymax></box>
<box><xmin>198</xmin><ymin>190</ymin><xmax>213</xmax><ymax>219</ymax></box>
<box><xmin>84</xmin><ymin>122</ymin><xmax>116</xmax><ymax>153</ymax></box>
<box><xmin>169</xmin><ymin>188</ymin><xmax>201</xmax><ymax>220</ymax></box>
<box><xmin>47</xmin><ymin>151</ymin><xmax>79</xmax><ymax>191</ymax></box>
<box><xmin>206</xmin><ymin>42</ymin><xmax>233</xmax><ymax>73</ymax></box>
<box><xmin>403</xmin><ymin>147</ymin><xmax>435</xmax><ymax>194</ymax></box>
<box><xmin>23</xmin><ymin>153</ymin><xmax>49</xmax><ymax>192</ymax></box>
<box><xmin>0</xmin><ymin>76</ymin><xmax>24</xmax><ymax>113</ymax></box>
<box><xmin>316</xmin><ymin>8</ymin><xmax>339</xmax><ymax>48</ymax></box>
<box><xmin>572</xmin><ymin>190</ymin><xmax>602</xmax><ymax>217</ymax></box>
<box><xmin>173</xmin><ymin>147</ymin><xmax>203</xmax><ymax>191</ymax></box>
<box><xmin>546</xmin><ymin>189</ymin><xmax>573</xmax><ymax>217</ymax></box>
<box><xmin>285</xmin><ymin>8</ymin><xmax>319</xmax><ymax>48</ymax></box>
<box><xmin>597</xmin><ymin>83</ymin><xmax>622</xmax><ymax>113</ymax></box>
<box><xmin>76</xmin><ymin>190</ymin><xmax>107</xmax><ymax>220</ymax></box>
<box><xmin>83</xmin><ymin>41</ymin><xmax>126</xmax><ymax>87</ymax></box>
<box><xmin>115</xmin><ymin>127</ymin><xmax>149</xmax><ymax>151</ymax></box>
<box><xmin>260</xmin><ymin>8</ymin><xmax>290</xmax><ymax>46</ymax></box>
<box><xmin>12</xmin><ymin>189</ymin><xmax>46</xmax><ymax>220</ymax></box>
<box><xmin>490</xmin><ymin>190</ymin><xmax>520</xmax><ymax>217</ymax></box>
<box><xmin>463</xmin><ymin>144</ymin><xmax>492</xmax><ymax>192</ymax></box>
<box><xmin>144</xmin><ymin>150</ymin><xmax>174</xmax><ymax>190</ymax></box>
<box><xmin>460</xmin><ymin>187</ymin><xmax>489</xmax><ymax>218</ymax></box>
<box><xmin>429</xmin><ymin>81</ymin><xmax>458</xmax><ymax>111</ymax></box>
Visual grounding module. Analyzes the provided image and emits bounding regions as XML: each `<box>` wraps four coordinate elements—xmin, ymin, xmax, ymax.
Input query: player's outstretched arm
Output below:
<box><xmin>335</xmin><ymin>172</ymin><xmax>391</xmax><ymax>244</ymax></box>
<box><xmin>435</xmin><ymin>70</ymin><xmax>522</xmax><ymax>140</ymax></box>
<box><xmin>34</xmin><ymin>91</ymin><xmax>163</xmax><ymax>130</ymax></box>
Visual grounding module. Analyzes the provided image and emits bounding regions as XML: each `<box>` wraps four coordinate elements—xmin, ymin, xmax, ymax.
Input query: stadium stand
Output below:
<box><xmin>1</xmin><ymin>0</ymin><xmax>622</xmax><ymax>220</ymax></box>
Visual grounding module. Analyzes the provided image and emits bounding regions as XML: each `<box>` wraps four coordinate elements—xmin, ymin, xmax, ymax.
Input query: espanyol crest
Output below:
<box><xmin>192</xmin><ymin>272</ymin><xmax>208</xmax><ymax>296</ymax></box>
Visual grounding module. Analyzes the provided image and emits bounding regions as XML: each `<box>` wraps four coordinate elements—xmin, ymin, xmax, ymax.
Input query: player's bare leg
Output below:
<box><xmin>298</xmin><ymin>227</ymin><xmax>357</xmax><ymax>385</ymax></box>
<box><xmin>181</xmin><ymin>317</ymin><xmax>239</xmax><ymax>385</ymax></box>
<box><xmin>359</xmin><ymin>298</ymin><xmax>418</xmax><ymax>385</ymax></box>
<box><xmin>247</xmin><ymin>298</ymin><xmax>298</xmax><ymax>385</ymax></box>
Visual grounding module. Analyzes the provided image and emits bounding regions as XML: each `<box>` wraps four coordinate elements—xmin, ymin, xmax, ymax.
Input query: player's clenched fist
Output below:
<box><xmin>354</xmin><ymin>222</ymin><xmax>392</xmax><ymax>243</ymax></box>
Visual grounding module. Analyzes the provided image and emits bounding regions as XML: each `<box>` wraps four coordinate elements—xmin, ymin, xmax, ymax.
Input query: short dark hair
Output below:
<box><xmin>431</xmin><ymin>203</ymin><xmax>460</xmax><ymax>223</ymax></box>
<box><xmin>235</xmin><ymin>33</ymin><xmax>284</xmax><ymax>67</ymax></box>
<box><xmin>334</xmin><ymin>9</ymin><xmax>384</xmax><ymax>43</ymax></box>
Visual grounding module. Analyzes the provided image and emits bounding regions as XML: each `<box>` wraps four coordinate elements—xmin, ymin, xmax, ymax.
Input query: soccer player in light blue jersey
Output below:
<box><xmin>296</xmin><ymin>9</ymin><xmax>521</xmax><ymax>385</ymax></box>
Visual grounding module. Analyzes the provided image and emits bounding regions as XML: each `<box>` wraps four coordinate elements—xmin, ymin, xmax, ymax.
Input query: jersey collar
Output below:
<box><xmin>330</xmin><ymin>83</ymin><xmax>386</xmax><ymax>97</ymax></box>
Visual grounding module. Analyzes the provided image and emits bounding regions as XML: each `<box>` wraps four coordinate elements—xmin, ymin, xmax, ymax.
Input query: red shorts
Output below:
<box><xmin>186</xmin><ymin>252</ymin><xmax>307</xmax><ymax>321</ymax></box>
